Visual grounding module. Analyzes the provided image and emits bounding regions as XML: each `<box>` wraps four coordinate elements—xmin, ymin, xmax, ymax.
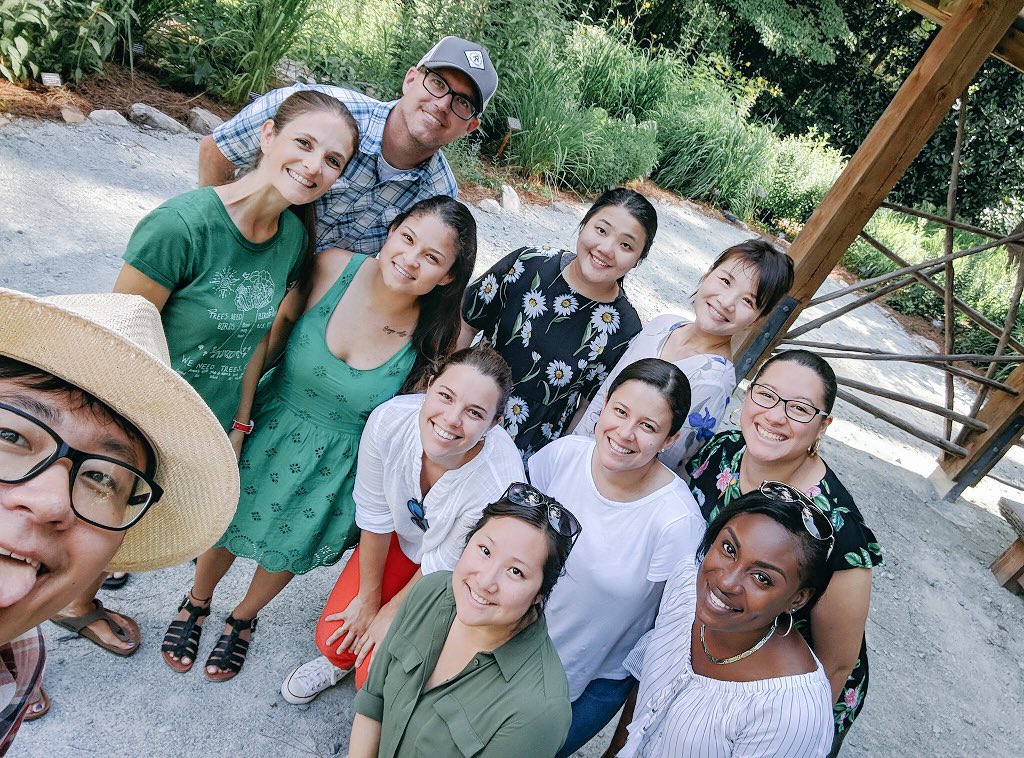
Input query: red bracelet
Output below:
<box><xmin>232</xmin><ymin>419</ymin><xmax>255</xmax><ymax>434</ymax></box>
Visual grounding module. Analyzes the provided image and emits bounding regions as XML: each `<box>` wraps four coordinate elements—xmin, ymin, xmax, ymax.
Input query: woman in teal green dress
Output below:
<box><xmin>161</xmin><ymin>196</ymin><xmax>478</xmax><ymax>682</ymax></box>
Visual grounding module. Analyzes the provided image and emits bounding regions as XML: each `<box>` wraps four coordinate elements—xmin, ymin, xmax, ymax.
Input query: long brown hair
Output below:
<box><xmin>261</xmin><ymin>90</ymin><xmax>360</xmax><ymax>293</ymax></box>
<box><xmin>396</xmin><ymin>196</ymin><xmax>478</xmax><ymax>393</ymax></box>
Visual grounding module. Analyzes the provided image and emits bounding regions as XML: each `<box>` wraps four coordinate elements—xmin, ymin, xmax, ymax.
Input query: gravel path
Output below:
<box><xmin>2</xmin><ymin>116</ymin><xmax>1023</xmax><ymax>757</ymax></box>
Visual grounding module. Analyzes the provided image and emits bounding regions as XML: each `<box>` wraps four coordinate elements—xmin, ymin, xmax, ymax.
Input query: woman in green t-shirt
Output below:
<box><xmin>163</xmin><ymin>195</ymin><xmax>480</xmax><ymax>683</ymax></box>
<box><xmin>349</xmin><ymin>486</ymin><xmax>580</xmax><ymax>758</ymax></box>
<box><xmin>46</xmin><ymin>91</ymin><xmax>359</xmax><ymax>661</ymax></box>
<box><xmin>115</xmin><ymin>90</ymin><xmax>360</xmax><ymax>437</ymax></box>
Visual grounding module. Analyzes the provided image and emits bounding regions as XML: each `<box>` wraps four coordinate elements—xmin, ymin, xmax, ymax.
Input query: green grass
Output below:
<box><xmin>653</xmin><ymin>77</ymin><xmax>775</xmax><ymax>219</ymax></box>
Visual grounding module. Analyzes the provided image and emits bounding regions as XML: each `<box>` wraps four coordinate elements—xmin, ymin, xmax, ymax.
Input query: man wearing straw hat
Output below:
<box><xmin>0</xmin><ymin>288</ymin><xmax>239</xmax><ymax>752</ymax></box>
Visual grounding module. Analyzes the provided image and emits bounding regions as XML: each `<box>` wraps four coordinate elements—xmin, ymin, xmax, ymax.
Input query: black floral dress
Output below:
<box><xmin>687</xmin><ymin>429</ymin><xmax>884</xmax><ymax>741</ymax></box>
<box><xmin>462</xmin><ymin>246</ymin><xmax>641</xmax><ymax>460</ymax></box>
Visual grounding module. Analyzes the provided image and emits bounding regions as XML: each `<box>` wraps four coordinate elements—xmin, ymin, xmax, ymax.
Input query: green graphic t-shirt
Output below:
<box><xmin>123</xmin><ymin>187</ymin><xmax>305</xmax><ymax>429</ymax></box>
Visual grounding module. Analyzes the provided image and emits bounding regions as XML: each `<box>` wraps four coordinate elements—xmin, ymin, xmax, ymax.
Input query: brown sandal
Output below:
<box><xmin>24</xmin><ymin>687</ymin><xmax>50</xmax><ymax>721</ymax></box>
<box><xmin>49</xmin><ymin>599</ymin><xmax>140</xmax><ymax>657</ymax></box>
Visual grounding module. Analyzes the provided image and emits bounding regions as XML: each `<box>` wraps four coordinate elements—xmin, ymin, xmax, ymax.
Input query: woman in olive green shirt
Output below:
<box><xmin>349</xmin><ymin>485</ymin><xmax>580</xmax><ymax>757</ymax></box>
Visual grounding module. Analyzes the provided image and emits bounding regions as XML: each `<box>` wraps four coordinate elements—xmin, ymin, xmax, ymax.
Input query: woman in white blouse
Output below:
<box><xmin>619</xmin><ymin>484</ymin><xmax>835</xmax><ymax>758</ymax></box>
<box><xmin>574</xmin><ymin>239</ymin><xmax>793</xmax><ymax>475</ymax></box>
<box><xmin>280</xmin><ymin>345</ymin><xmax>524</xmax><ymax>703</ymax></box>
<box><xmin>528</xmin><ymin>358</ymin><xmax>707</xmax><ymax>757</ymax></box>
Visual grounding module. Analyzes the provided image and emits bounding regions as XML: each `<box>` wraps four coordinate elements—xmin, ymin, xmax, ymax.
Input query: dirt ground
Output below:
<box><xmin>2</xmin><ymin>114</ymin><xmax>1023</xmax><ymax>757</ymax></box>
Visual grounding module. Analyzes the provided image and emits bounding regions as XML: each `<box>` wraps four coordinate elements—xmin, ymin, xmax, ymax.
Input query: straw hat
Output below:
<box><xmin>0</xmin><ymin>288</ymin><xmax>239</xmax><ymax>572</ymax></box>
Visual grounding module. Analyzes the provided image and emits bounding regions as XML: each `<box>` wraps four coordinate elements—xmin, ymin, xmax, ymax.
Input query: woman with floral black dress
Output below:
<box><xmin>688</xmin><ymin>350</ymin><xmax>883</xmax><ymax>755</ymax></box>
<box><xmin>459</xmin><ymin>188</ymin><xmax>656</xmax><ymax>461</ymax></box>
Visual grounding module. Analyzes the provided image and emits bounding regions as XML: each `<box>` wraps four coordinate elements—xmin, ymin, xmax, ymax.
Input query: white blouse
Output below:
<box><xmin>573</xmin><ymin>313</ymin><xmax>736</xmax><ymax>475</ymax></box>
<box><xmin>353</xmin><ymin>394</ymin><xmax>525</xmax><ymax>575</ymax></box>
<box><xmin>620</xmin><ymin>560</ymin><xmax>833</xmax><ymax>758</ymax></box>
<box><xmin>528</xmin><ymin>435</ymin><xmax>706</xmax><ymax>701</ymax></box>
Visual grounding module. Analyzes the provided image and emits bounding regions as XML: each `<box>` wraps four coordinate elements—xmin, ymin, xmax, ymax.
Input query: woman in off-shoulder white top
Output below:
<box><xmin>620</xmin><ymin>485</ymin><xmax>835</xmax><ymax>758</ymax></box>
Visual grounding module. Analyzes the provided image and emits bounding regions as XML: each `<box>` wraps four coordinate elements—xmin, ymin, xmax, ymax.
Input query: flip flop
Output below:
<box><xmin>24</xmin><ymin>688</ymin><xmax>50</xmax><ymax>721</ymax></box>
<box><xmin>49</xmin><ymin>599</ymin><xmax>141</xmax><ymax>657</ymax></box>
<box><xmin>101</xmin><ymin>572</ymin><xmax>130</xmax><ymax>590</ymax></box>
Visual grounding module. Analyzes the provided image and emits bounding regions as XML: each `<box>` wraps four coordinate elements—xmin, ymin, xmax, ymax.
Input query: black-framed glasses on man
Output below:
<box><xmin>748</xmin><ymin>383</ymin><xmax>828</xmax><ymax>424</ymax></box>
<box><xmin>758</xmin><ymin>480</ymin><xmax>835</xmax><ymax>559</ymax></box>
<box><xmin>501</xmin><ymin>482</ymin><xmax>582</xmax><ymax>546</ymax></box>
<box><xmin>421</xmin><ymin>68</ymin><xmax>479</xmax><ymax>121</ymax></box>
<box><xmin>0</xmin><ymin>401</ymin><xmax>162</xmax><ymax>531</ymax></box>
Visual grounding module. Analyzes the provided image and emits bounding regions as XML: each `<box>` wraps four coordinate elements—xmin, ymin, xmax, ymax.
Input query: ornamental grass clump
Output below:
<box><xmin>149</xmin><ymin>0</ymin><xmax>314</xmax><ymax>105</ymax></box>
<box><xmin>570</xmin><ymin>24</ymin><xmax>674</xmax><ymax>122</ymax></box>
<box><xmin>653</xmin><ymin>79</ymin><xmax>775</xmax><ymax>219</ymax></box>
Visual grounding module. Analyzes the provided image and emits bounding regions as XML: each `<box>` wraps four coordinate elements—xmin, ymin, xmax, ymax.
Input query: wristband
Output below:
<box><xmin>231</xmin><ymin>419</ymin><xmax>255</xmax><ymax>434</ymax></box>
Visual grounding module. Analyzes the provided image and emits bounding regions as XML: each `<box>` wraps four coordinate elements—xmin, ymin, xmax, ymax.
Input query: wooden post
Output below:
<box><xmin>942</xmin><ymin>100</ymin><xmax>968</xmax><ymax>439</ymax></box>
<box><xmin>732</xmin><ymin>0</ymin><xmax>1024</xmax><ymax>375</ymax></box>
<box><xmin>933</xmin><ymin>364</ymin><xmax>1024</xmax><ymax>499</ymax></box>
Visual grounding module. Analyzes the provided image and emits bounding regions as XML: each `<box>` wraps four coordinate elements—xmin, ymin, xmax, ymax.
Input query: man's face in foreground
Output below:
<box><xmin>0</xmin><ymin>377</ymin><xmax>147</xmax><ymax>644</ymax></box>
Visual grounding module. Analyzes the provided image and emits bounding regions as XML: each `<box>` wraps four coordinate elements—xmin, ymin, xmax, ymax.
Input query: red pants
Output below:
<box><xmin>315</xmin><ymin>532</ymin><xmax>419</xmax><ymax>689</ymax></box>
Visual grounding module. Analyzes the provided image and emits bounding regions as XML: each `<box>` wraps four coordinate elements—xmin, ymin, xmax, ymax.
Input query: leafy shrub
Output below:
<box><xmin>443</xmin><ymin>136</ymin><xmax>501</xmax><ymax>191</ymax></box>
<box><xmin>0</xmin><ymin>0</ymin><xmax>50</xmax><ymax>81</ymax></box>
<box><xmin>569</xmin><ymin>24</ymin><xmax>674</xmax><ymax>121</ymax></box>
<box><xmin>759</xmin><ymin>131</ymin><xmax>846</xmax><ymax>226</ymax></box>
<box><xmin>653</xmin><ymin>77</ymin><xmax>774</xmax><ymax>219</ymax></box>
<box><xmin>149</xmin><ymin>0</ymin><xmax>313</xmax><ymax>105</ymax></box>
<box><xmin>0</xmin><ymin>0</ymin><xmax>133</xmax><ymax>83</ymax></box>
<box><xmin>561</xmin><ymin>110</ymin><xmax>659</xmax><ymax>192</ymax></box>
<box><xmin>493</xmin><ymin>43</ymin><xmax>658</xmax><ymax>193</ymax></box>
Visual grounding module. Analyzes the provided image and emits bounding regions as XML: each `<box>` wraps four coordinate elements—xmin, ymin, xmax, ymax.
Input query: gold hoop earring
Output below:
<box><xmin>807</xmin><ymin>438</ymin><xmax>821</xmax><ymax>457</ymax></box>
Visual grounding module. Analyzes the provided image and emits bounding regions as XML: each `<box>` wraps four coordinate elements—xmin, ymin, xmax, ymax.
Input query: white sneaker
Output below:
<box><xmin>280</xmin><ymin>656</ymin><xmax>351</xmax><ymax>704</ymax></box>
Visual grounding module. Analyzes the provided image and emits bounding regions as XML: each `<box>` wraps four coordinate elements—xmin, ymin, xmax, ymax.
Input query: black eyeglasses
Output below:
<box><xmin>0</xmin><ymin>401</ymin><xmax>162</xmax><ymax>531</ymax></box>
<box><xmin>748</xmin><ymin>383</ymin><xmax>828</xmax><ymax>424</ymax></box>
<box><xmin>421</xmin><ymin>68</ymin><xmax>479</xmax><ymax>121</ymax></box>
<box><xmin>407</xmin><ymin>498</ymin><xmax>428</xmax><ymax>532</ymax></box>
<box><xmin>502</xmin><ymin>482</ymin><xmax>582</xmax><ymax>546</ymax></box>
<box><xmin>759</xmin><ymin>480</ymin><xmax>835</xmax><ymax>559</ymax></box>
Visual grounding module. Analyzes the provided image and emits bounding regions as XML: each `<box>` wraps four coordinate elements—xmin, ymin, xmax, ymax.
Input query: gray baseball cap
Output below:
<box><xmin>417</xmin><ymin>36</ymin><xmax>498</xmax><ymax>114</ymax></box>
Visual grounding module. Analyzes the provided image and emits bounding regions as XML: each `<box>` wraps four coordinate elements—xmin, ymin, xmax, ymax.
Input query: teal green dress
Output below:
<box><xmin>216</xmin><ymin>255</ymin><xmax>415</xmax><ymax>574</ymax></box>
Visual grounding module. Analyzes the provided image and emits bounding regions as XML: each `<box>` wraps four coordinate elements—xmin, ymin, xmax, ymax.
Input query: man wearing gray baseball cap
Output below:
<box><xmin>198</xmin><ymin>36</ymin><xmax>498</xmax><ymax>257</ymax></box>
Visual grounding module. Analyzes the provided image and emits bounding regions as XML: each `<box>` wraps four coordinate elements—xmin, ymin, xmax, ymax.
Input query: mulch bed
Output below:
<box><xmin>0</xmin><ymin>64</ymin><xmax>235</xmax><ymax>123</ymax></box>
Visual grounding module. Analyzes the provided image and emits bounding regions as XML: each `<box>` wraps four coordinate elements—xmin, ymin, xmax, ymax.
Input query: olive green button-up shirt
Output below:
<box><xmin>354</xmin><ymin>571</ymin><xmax>571</xmax><ymax>758</ymax></box>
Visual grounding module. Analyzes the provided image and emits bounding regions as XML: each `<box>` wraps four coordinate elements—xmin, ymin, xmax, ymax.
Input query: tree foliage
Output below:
<box><xmin>734</xmin><ymin>0</ymin><xmax>1024</xmax><ymax>228</ymax></box>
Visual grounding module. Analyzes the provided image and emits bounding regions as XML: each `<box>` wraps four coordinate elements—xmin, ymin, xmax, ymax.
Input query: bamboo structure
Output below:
<box><xmin>731</xmin><ymin>0</ymin><xmax>1024</xmax><ymax>501</ymax></box>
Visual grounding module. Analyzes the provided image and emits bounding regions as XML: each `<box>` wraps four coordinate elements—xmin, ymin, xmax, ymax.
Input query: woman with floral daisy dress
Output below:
<box><xmin>573</xmin><ymin>239</ymin><xmax>794</xmax><ymax>476</ymax></box>
<box><xmin>459</xmin><ymin>188</ymin><xmax>655</xmax><ymax>461</ymax></box>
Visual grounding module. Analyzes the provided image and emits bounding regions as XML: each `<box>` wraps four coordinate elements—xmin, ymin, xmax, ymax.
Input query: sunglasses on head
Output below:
<box><xmin>758</xmin><ymin>480</ymin><xmax>835</xmax><ymax>560</ymax></box>
<box><xmin>502</xmin><ymin>482</ymin><xmax>582</xmax><ymax>547</ymax></box>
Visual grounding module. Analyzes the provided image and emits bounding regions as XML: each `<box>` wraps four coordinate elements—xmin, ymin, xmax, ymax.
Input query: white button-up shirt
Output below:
<box><xmin>354</xmin><ymin>394</ymin><xmax>525</xmax><ymax>574</ymax></box>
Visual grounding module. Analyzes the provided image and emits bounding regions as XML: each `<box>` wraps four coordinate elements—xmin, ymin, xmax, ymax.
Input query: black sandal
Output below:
<box><xmin>204</xmin><ymin>614</ymin><xmax>257</xmax><ymax>682</ymax></box>
<box><xmin>161</xmin><ymin>592</ymin><xmax>210</xmax><ymax>673</ymax></box>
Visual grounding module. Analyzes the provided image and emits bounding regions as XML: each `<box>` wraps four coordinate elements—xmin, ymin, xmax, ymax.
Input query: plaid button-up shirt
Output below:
<box><xmin>1</xmin><ymin>627</ymin><xmax>45</xmax><ymax>756</ymax></box>
<box><xmin>212</xmin><ymin>83</ymin><xmax>458</xmax><ymax>256</ymax></box>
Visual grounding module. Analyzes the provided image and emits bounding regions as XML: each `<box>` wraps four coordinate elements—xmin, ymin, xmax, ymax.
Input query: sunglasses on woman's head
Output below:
<box><xmin>502</xmin><ymin>482</ymin><xmax>582</xmax><ymax>547</ymax></box>
<box><xmin>758</xmin><ymin>480</ymin><xmax>835</xmax><ymax>560</ymax></box>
